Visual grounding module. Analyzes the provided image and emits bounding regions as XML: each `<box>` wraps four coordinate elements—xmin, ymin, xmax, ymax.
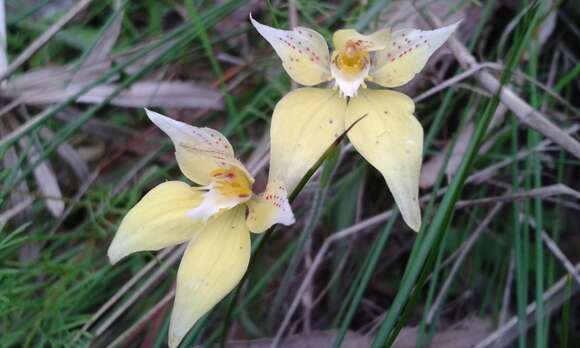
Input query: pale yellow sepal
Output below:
<box><xmin>145</xmin><ymin>109</ymin><xmax>253</xmax><ymax>186</ymax></box>
<box><xmin>169</xmin><ymin>207</ymin><xmax>250</xmax><ymax>348</ymax></box>
<box><xmin>246</xmin><ymin>180</ymin><xmax>295</xmax><ymax>233</ymax></box>
<box><xmin>250</xmin><ymin>15</ymin><xmax>331</xmax><ymax>86</ymax></box>
<box><xmin>332</xmin><ymin>28</ymin><xmax>390</xmax><ymax>52</ymax></box>
<box><xmin>346</xmin><ymin>90</ymin><xmax>423</xmax><ymax>231</ymax></box>
<box><xmin>269</xmin><ymin>88</ymin><xmax>346</xmax><ymax>193</ymax></box>
<box><xmin>371</xmin><ymin>22</ymin><xmax>460</xmax><ymax>88</ymax></box>
<box><xmin>107</xmin><ymin>181</ymin><xmax>203</xmax><ymax>264</ymax></box>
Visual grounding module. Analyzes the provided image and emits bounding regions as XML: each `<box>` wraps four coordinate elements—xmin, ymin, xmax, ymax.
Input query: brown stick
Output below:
<box><xmin>425</xmin><ymin>13</ymin><xmax>580</xmax><ymax>159</ymax></box>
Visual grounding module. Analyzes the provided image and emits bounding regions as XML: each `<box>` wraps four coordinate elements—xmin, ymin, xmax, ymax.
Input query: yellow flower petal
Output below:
<box><xmin>108</xmin><ymin>181</ymin><xmax>202</xmax><ymax>264</ymax></box>
<box><xmin>332</xmin><ymin>28</ymin><xmax>390</xmax><ymax>52</ymax></box>
<box><xmin>270</xmin><ymin>88</ymin><xmax>346</xmax><ymax>193</ymax></box>
<box><xmin>246</xmin><ymin>179</ymin><xmax>295</xmax><ymax>233</ymax></box>
<box><xmin>168</xmin><ymin>207</ymin><xmax>250</xmax><ymax>348</ymax></box>
<box><xmin>370</xmin><ymin>22</ymin><xmax>459</xmax><ymax>88</ymax></box>
<box><xmin>346</xmin><ymin>90</ymin><xmax>423</xmax><ymax>231</ymax></box>
<box><xmin>250</xmin><ymin>15</ymin><xmax>331</xmax><ymax>86</ymax></box>
<box><xmin>145</xmin><ymin>109</ymin><xmax>253</xmax><ymax>186</ymax></box>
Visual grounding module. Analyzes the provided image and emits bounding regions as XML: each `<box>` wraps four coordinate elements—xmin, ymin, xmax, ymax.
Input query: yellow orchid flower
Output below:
<box><xmin>107</xmin><ymin>109</ymin><xmax>294</xmax><ymax>348</ymax></box>
<box><xmin>251</xmin><ymin>15</ymin><xmax>459</xmax><ymax>231</ymax></box>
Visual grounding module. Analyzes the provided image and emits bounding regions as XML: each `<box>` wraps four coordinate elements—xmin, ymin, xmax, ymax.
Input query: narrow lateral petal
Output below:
<box><xmin>250</xmin><ymin>15</ymin><xmax>331</xmax><ymax>86</ymax></box>
<box><xmin>270</xmin><ymin>88</ymin><xmax>346</xmax><ymax>194</ymax></box>
<box><xmin>346</xmin><ymin>90</ymin><xmax>423</xmax><ymax>231</ymax></box>
<box><xmin>146</xmin><ymin>109</ymin><xmax>252</xmax><ymax>186</ymax></box>
<box><xmin>332</xmin><ymin>28</ymin><xmax>390</xmax><ymax>52</ymax></box>
<box><xmin>168</xmin><ymin>207</ymin><xmax>250</xmax><ymax>348</ymax></box>
<box><xmin>370</xmin><ymin>22</ymin><xmax>459</xmax><ymax>88</ymax></box>
<box><xmin>246</xmin><ymin>179</ymin><xmax>295</xmax><ymax>233</ymax></box>
<box><xmin>108</xmin><ymin>181</ymin><xmax>203</xmax><ymax>264</ymax></box>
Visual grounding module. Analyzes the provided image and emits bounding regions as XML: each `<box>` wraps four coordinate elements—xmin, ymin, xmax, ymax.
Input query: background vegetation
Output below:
<box><xmin>1</xmin><ymin>0</ymin><xmax>579</xmax><ymax>347</ymax></box>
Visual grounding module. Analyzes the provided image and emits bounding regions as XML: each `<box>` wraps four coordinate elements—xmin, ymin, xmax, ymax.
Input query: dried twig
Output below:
<box><xmin>497</xmin><ymin>253</ymin><xmax>515</xmax><ymax>331</ymax></box>
<box><xmin>426</xmin><ymin>200</ymin><xmax>504</xmax><ymax>324</ymax></box>
<box><xmin>6</xmin><ymin>115</ymin><xmax>64</xmax><ymax>218</ymax></box>
<box><xmin>520</xmin><ymin>214</ymin><xmax>580</xmax><ymax>287</ymax></box>
<box><xmin>0</xmin><ymin>0</ymin><xmax>7</xmax><ymax>73</ymax></box>
<box><xmin>425</xmin><ymin>13</ymin><xmax>580</xmax><ymax>159</ymax></box>
<box><xmin>456</xmin><ymin>184</ymin><xmax>580</xmax><ymax>208</ymax></box>
<box><xmin>71</xmin><ymin>247</ymin><xmax>175</xmax><ymax>343</ymax></box>
<box><xmin>474</xmin><ymin>263</ymin><xmax>580</xmax><ymax>348</ymax></box>
<box><xmin>541</xmin><ymin>232</ymin><xmax>580</xmax><ymax>286</ymax></box>
<box><xmin>0</xmin><ymin>197</ymin><xmax>33</xmax><ymax>224</ymax></box>
<box><xmin>94</xmin><ymin>246</ymin><xmax>185</xmax><ymax>336</ymax></box>
<box><xmin>105</xmin><ymin>290</ymin><xmax>176</xmax><ymax>348</ymax></box>
<box><xmin>39</xmin><ymin>127</ymin><xmax>90</xmax><ymax>181</ymax></box>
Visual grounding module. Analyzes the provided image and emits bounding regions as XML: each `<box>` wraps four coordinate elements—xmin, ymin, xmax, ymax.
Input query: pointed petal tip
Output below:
<box><xmin>249</xmin><ymin>13</ymin><xmax>261</xmax><ymax>28</ymax></box>
<box><xmin>275</xmin><ymin>209</ymin><xmax>296</xmax><ymax>227</ymax></box>
<box><xmin>144</xmin><ymin>108</ymin><xmax>164</xmax><ymax>123</ymax></box>
<box><xmin>107</xmin><ymin>236</ymin><xmax>129</xmax><ymax>265</ymax></box>
<box><xmin>447</xmin><ymin>20</ymin><xmax>462</xmax><ymax>37</ymax></box>
<box><xmin>442</xmin><ymin>20</ymin><xmax>461</xmax><ymax>34</ymax></box>
<box><xmin>108</xmin><ymin>255</ymin><xmax>121</xmax><ymax>265</ymax></box>
<box><xmin>107</xmin><ymin>244</ymin><xmax>123</xmax><ymax>265</ymax></box>
<box><xmin>402</xmin><ymin>209</ymin><xmax>421</xmax><ymax>232</ymax></box>
<box><xmin>168</xmin><ymin>315</ymin><xmax>194</xmax><ymax>348</ymax></box>
<box><xmin>144</xmin><ymin>108</ymin><xmax>167</xmax><ymax>129</ymax></box>
<box><xmin>167</xmin><ymin>332</ymin><xmax>180</xmax><ymax>348</ymax></box>
<box><xmin>167</xmin><ymin>294</ymin><xmax>195</xmax><ymax>348</ymax></box>
<box><xmin>408</xmin><ymin>220</ymin><xmax>421</xmax><ymax>233</ymax></box>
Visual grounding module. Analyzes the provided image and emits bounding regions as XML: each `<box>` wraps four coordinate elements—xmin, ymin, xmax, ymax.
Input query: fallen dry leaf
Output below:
<box><xmin>2</xmin><ymin>80</ymin><xmax>224</xmax><ymax>109</ymax></box>
<box><xmin>227</xmin><ymin>316</ymin><xmax>491</xmax><ymax>348</ymax></box>
<box><xmin>228</xmin><ymin>330</ymin><xmax>371</xmax><ymax>348</ymax></box>
<box><xmin>394</xmin><ymin>316</ymin><xmax>493</xmax><ymax>348</ymax></box>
